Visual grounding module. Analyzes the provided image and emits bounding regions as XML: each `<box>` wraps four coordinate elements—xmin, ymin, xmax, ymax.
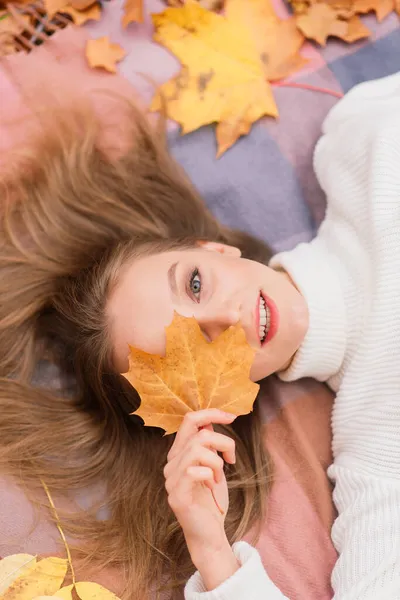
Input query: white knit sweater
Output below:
<box><xmin>185</xmin><ymin>72</ymin><xmax>400</xmax><ymax>600</ymax></box>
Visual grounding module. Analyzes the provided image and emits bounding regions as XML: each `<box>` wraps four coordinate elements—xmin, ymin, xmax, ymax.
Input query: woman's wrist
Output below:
<box><xmin>189</xmin><ymin>536</ymin><xmax>240</xmax><ymax>591</ymax></box>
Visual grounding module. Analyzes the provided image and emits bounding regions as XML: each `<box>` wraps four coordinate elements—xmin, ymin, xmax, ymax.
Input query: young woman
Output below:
<box><xmin>0</xmin><ymin>97</ymin><xmax>272</xmax><ymax>599</ymax></box>
<box><xmin>1</xmin><ymin>71</ymin><xmax>399</xmax><ymax>600</ymax></box>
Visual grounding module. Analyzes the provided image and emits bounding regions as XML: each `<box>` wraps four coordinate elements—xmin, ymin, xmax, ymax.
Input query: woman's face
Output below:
<box><xmin>108</xmin><ymin>242</ymin><xmax>309</xmax><ymax>382</ymax></box>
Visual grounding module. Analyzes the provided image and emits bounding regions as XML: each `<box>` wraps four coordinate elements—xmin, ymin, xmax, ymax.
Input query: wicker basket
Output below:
<box><xmin>0</xmin><ymin>1</ymin><xmax>70</xmax><ymax>56</ymax></box>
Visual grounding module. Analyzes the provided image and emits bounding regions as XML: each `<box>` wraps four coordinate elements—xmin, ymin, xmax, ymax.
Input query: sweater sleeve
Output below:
<box><xmin>184</xmin><ymin>542</ymin><xmax>290</xmax><ymax>600</ymax></box>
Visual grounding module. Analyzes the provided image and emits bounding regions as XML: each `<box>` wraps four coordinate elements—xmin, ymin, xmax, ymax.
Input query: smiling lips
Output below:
<box><xmin>255</xmin><ymin>292</ymin><xmax>279</xmax><ymax>346</ymax></box>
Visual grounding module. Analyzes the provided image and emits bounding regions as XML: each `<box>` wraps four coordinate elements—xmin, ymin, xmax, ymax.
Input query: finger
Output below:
<box><xmin>167</xmin><ymin>466</ymin><xmax>214</xmax><ymax>513</ymax></box>
<box><xmin>166</xmin><ymin>446</ymin><xmax>224</xmax><ymax>491</ymax></box>
<box><xmin>195</xmin><ymin>429</ymin><xmax>236</xmax><ymax>465</ymax></box>
<box><xmin>186</xmin><ymin>466</ymin><xmax>215</xmax><ymax>483</ymax></box>
<box><xmin>168</xmin><ymin>409</ymin><xmax>236</xmax><ymax>461</ymax></box>
<box><xmin>164</xmin><ymin>429</ymin><xmax>235</xmax><ymax>482</ymax></box>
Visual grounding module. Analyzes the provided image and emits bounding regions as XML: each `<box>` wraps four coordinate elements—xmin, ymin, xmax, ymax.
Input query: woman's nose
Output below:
<box><xmin>196</xmin><ymin>306</ymin><xmax>240</xmax><ymax>342</ymax></box>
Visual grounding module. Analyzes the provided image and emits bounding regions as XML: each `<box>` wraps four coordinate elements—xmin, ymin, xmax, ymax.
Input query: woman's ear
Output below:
<box><xmin>198</xmin><ymin>241</ymin><xmax>241</xmax><ymax>257</ymax></box>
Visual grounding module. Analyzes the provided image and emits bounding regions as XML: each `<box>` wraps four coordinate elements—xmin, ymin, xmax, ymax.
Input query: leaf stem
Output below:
<box><xmin>41</xmin><ymin>479</ymin><xmax>76</xmax><ymax>586</ymax></box>
<box><xmin>210</xmin><ymin>488</ymin><xmax>225</xmax><ymax>515</ymax></box>
<box><xmin>272</xmin><ymin>81</ymin><xmax>344</xmax><ymax>99</ymax></box>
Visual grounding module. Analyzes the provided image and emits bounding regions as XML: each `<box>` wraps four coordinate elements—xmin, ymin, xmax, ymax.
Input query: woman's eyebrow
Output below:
<box><xmin>168</xmin><ymin>261</ymin><xmax>179</xmax><ymax>298</ymax></box>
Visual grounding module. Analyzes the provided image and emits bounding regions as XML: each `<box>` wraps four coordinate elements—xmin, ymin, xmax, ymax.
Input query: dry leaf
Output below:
<box><xmin>289</xmin><ymin>0</ymin><xmax>400</xmax><ymax>44</ymax></box>
<box><xmin>85</xmin><ymin>36</ymin><xmax>126</xmax><ymax>73</ymax></box>
<box><xmin>122</xmin><ymin>312</ymin><xmax>259</xmax><ymax>435</ymax></box>
<box><xmin>0</xmin><ymin>556</ymin><xmax>68</xmax><ymax>600</ymax></box>
<box><xmin>295</xmin><ymin>2</ymin><xmax>370</xmax><ymax>45</ymax></box>
<box><xmin>62</xmin><ymin>3</ymin><xmax>101</xmax><ymax>25</ymax></box>
<box><xmin>69</xmin><ymin>0</ymin><xmax>97</xmax><ymax>9</ymax></box>
<box><xmin>353</xmin><ymin>0</ymin><xmax>395</xmax><ymax>21</ymax></box>
<box><xmin>0</xmin><ymin>495</ymin><xmax>121</xmax><ymax>600</ymax></box>
<box><xmin>166</xmin><ymin>0</ymin><xmax>224</xmax><ymax>10</ymax></box>
<box><xmin>151</xmin><ymin>1</ymin><xmax>306</xmax><ymax>156</ymax></box>
<box><xmin>0</xmin><ymin>554</ymin><xmax>37</xmax><ymax>594</ymax></box>
<box><xmin>43</xmin><ymin>0</ymin><xmax>69</xmax><ymax>17</ymax></box>
<box><xmin>344</xmin><ymin>13</ymin><xmax>371</xmax><ymax>41</ymax></box>
<box><xmin>122</xmin><ymin>0</ymin><xmax>144</xmax><ymax>26</ymax></box>
<box><xmin>225</xmin><ymin>0</ymin><xmax>307</xmax><ymax>82</ymax></box>
<box><xmin>57</xmin><ymin>582</ymin><xmax>121</xmax><ymax>600</ymax></box>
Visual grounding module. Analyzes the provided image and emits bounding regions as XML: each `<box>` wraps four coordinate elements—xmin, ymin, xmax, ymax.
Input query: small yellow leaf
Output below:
<box><xmin>123</xmin><ymin>312</ymin><xmax>259</xmax><ymax>435</ymax></box>
<box><xmin>1</xmin><ymin>557</ymin><xmax>68</xmax><ymax>600</ymax></box>
<box><xmin>85</xmin><ymin>37</ymin><xmax>126</xmax><ymax>73</ymax></box>
<box><xmin>0</xmin><ymin>554</ymin><xmax>37</xmax><ymax>594</ymax></box>
<box><xmin>122</xmin><ymin>0</ymin><xmax>144</xmax><ymax>26</ymax></box>
<box><xmin>62</xmin><ymin>3</ymin><xmax>102</xmax><ymax>25</ymax></box>
<box><xmin>56</xmin><ymin>582</ymin><xmax>121</xmax><ymax>600</ymax></box>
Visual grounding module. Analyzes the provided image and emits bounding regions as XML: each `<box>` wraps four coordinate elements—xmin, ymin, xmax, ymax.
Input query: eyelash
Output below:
<box><xmin>188</xmin><ymin>267</ymin><xmax>201</xmax><ymax>302</ymax></box>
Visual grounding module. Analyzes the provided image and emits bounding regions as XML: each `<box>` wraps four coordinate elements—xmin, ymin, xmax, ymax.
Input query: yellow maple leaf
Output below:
<box><xmin>122</xmin><ymin>312</ymin><xmax>259</xmax><ymax>435</ymax></box>
<box><xmin>151</xmin><ymin>0</ymin><xmax>307</xmax><ymax>156</ymax></box>
<box><xmin>85</xmin><ymin>36</ymin><xmax>126</xmax><ymax>73</ymax></box>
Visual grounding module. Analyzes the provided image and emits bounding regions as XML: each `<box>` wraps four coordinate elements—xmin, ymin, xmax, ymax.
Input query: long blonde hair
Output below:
<box><xmin>0</xmin><ymin>97</ymin><xmax>272</xmax><ymax>598</ymax></box>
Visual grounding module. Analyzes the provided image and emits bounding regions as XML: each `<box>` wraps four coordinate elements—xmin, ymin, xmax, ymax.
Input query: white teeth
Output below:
<box><xmin>258</xmin><ymin>295</ymin><xmax>271</xmax><ymax>343</ymax></box>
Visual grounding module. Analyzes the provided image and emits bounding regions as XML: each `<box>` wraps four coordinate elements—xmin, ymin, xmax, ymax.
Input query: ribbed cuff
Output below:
<box><xmin>185</xmin><ymin>542</ymin><xmax>289</xmax><ymax>600</ymax></box>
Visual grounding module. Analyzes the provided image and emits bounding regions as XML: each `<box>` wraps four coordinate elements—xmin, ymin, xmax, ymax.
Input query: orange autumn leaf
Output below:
<box><xmin>166</xmin><ymin>0</ymin><xmax>224</xmax><ymax>9</ymax></box>
<box><xmin>122</xmin><ymin>0</ymin><xmax>144</xmax><ymax>26</ymax></box>
<box><xmin>294</xmin><ymin>2</ymin><xmax>370</xmax><ymax>46</ymax></box>
<box><xmin>69</xmin><ymin>0</ymin><xmax>97</xmax><ymax>9</ymax></box>
<box><xmin>43</xmin><ymin>0</ymin><xmax>69</xmax><ymax>17</ymax></box>
<box><xmin>122</xmin><ymin>313</ymin><xmax>259</xmax><ymax>435</ymax></box>
<box><xmin>151</xmin><ymin>0</ymin><xmax>307</xmax><ymax>156</ymax></box>
<box><xmin>62</xmin><ymin>2</ymin><xmax>101</xmax><ymax>25</ymax></box>
<box><xmin>43</xmin><ymin>0</ymin><xmax>100</xmax><ymax>18</ymax></box>
<box><xmin>85</xmin><ymin>36</ymin><xmax>126</xmax><ymax>73</ymax></box>
<box><xmin>352</xmin><ymin>0</ymin><xmax>397</xmax><ymax>21</ymax></box>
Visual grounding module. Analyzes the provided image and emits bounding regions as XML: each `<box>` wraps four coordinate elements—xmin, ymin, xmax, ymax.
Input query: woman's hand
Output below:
<box><xmin>164</xmin><ymin>409</ymin><xmax>240</xmax><ymax>590</ymax></box>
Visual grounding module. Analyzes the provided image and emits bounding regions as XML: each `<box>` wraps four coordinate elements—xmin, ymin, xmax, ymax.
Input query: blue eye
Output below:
<box><xmin>189</xmin><ymin>268</ymin><xmax>201</xmax><ymax>299</ymax></box>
